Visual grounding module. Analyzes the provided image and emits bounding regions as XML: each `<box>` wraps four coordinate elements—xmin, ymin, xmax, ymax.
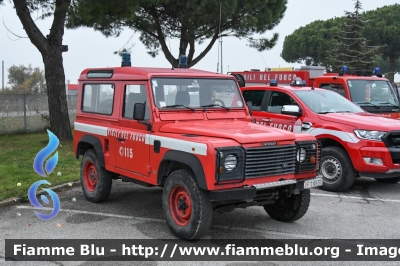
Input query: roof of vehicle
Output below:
<box><xmin>241</xmin><ymin>85</ymin><xmax>323</xmax><ymax>92</ymax></box>
<box><xmin>318</xmin><ymin>74</ymin><xmax>389</xmax><ymax>81</ymax></box>
<box><xmin>79</xmin><ymin>67</ymin><xmax>231</xmax><ymax>81</ymax></box>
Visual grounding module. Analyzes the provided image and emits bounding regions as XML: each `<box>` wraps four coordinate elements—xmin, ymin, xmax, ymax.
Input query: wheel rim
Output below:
<box><xmin>169</xmin><ymin>186</ymin><xmax>192</xmax><ymax>226</ymax></box>
<box><xmin>320</xmin><ymin>156</ymin><xmax>342</xmax><ymax>184</ymax></box>
<box><xmin>84</xmin><ymin>161</ymin><xmax>98</xmax><ymax>192</ymax></box>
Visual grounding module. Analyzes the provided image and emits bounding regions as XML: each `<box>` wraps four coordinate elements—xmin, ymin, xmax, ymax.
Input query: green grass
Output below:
<box><xmin>0</xmin><ymin>131</ymin><xmax>80</xmax><ymax>201</ymax></box>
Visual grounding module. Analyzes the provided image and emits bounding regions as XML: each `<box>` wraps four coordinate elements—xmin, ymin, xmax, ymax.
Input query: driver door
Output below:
<box><xmin>265</xmin><ymin>91</ymin><xmax>300</xmax><ymax>132</ymax></box>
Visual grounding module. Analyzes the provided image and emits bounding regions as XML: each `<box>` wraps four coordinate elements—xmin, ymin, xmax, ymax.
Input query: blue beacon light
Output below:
<box><xmin>178</xmin><ymin>55</ymin><xmax>188</xmax><ymax>68</ymax></box>
<box><xmin>121</xmin><ymin>52</ymin><xmax>131</xmax><ymax>67</ymax></box>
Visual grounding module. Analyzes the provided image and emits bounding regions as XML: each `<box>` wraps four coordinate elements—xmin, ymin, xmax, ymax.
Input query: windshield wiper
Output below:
<box><xmin>378</xmin><ymin>102</ymin><xmax>399</xmax><ymax>107</ymax></box>
<box><xmin>318</xmin><ymin>111</ymin><xmax>336</xmax><ymax>114</ymax></box>
<box><xmin>163</xmin><ymin>104</ymin><xmax>196</xmax><ymax>111</ymax></box>
<box><xmin>356</xmin><ymin>102</ymin><xmax>380</xmax><ymax>109</ymax></box>
<box><xmin>200</xmin><ymin>104</ymin><xmax>230</xmax><ymax>111</ymax></box>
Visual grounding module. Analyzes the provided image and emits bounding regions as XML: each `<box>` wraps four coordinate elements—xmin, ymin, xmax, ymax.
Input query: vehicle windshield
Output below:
<box><xmin>150</xmin><ymin>78</ymin><xmax>243</xmax><ymax>109</ymax></box>
<box><xmin>294</xmin><ymin>90</ymin><xmax>365</xmax><ymax>114</ymax></box>
<box><xmin>347</xmin><ymin>79</ymin><xmax>399</xmax><ymax>106</ymax></box>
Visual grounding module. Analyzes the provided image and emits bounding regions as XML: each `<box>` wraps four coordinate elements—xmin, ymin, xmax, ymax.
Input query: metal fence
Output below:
<box><xmin>0</xmin><ymin>94</ymin><xmax>77</xmax><ymax>134</ymax></box>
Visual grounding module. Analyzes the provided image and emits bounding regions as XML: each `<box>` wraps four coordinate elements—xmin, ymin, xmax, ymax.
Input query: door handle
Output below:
<box><xmin>116</xmin><ymin>137</ymin><xmax>125</xmax><ymax>142</ymax></box>
<box><xmin>262</xmin><ymin>118</ymin><xmax>272</xmax><ymax>122</ymax></box>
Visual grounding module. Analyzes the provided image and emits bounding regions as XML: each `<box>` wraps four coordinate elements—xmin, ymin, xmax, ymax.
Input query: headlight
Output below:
<box><xmin>296</xmin><ymin>148</ymin><xmax>306</xmax><ymax>162</ymax></box>
<box><xmin>224</xmin><ymin>154</ymin><xmax>238</xmax><ymax>171</ymax></box>
<box><xmin>215</xmin><ymin>147</ymin><xmax>244</xmax><ymax>183</ymax></box>
<box><xmin>354</xmin><ymin>130</ymin><xmax>386</xmax><ymax>141</ymax></box>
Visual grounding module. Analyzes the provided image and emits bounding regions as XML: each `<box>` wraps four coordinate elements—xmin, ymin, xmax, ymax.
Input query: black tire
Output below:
<box><xmin>264</xmin><ymin>189</ymin><xmax>310</xmax><ymax>222</ymax></box>
<box><xmin>375</xmin><ymin>177</ymin><xmax>400</xmax><ymax>184</ymax></box>
<box><xmin>319</xmin><ymin>146</ymin><xmax>356</xmax><ymax>192</ymax></box>
<box><xmin>80</xmin><ymin>149</ymin><xmax>112</xmax><ymax>203</ymax></box>
<box><xmin>162</xmin><ymin>169</ymin><xmax>213</xmax><ymax>240</ymax></box>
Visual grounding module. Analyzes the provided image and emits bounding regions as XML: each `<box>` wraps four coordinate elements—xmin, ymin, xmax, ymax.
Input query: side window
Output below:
<box><xmin>320</xmin><ymin>83</ymin><xmax>346</xmax><ymax>97</ymax></box>
<box><xmin>123</xmin><ymin>84</ymin><xmax>150</xmax><ymax>120</ymax></box>
<box><xmin>242</xmin><ymin>90</ymin><xmax>265</xmax><ymax>110</ymax></box>
<box><xmin>82</xmin><ymin>84</ymin><xmax>114</xmax><ymax>115</ymax></box>
<box><xmin>267</xmin><ymin>91</ymin><xmax>298</xmax><ymax>114</ymax></box>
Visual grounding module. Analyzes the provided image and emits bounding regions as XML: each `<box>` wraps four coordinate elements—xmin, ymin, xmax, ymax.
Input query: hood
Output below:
<box><xmin>159</xmin><ymin>120</ymin><xmax>295</xmax><ymax>144</ymax></box>
<box><xmin>318</xmin><ymin>112</ymin><xmax>400</xmax><ymax>130</ymax></box>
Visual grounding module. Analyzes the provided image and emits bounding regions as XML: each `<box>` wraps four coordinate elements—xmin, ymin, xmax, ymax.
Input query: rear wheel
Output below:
<box><xmin>80</xmin><ymin>149</ymin><xmax>112</xmax><ymax>203</ymax></box>
<box><xmin>375</xmin><ymin>177</ymin><xmax>400</xmax><ymax>184</ymax></box>
<box><xmin>319</xmin><ymin>146</ymin><xmax>356</xmax><ymax>192</ymax></box>
<box><xmin>264</xmin><ymin>189</ymin><xmax>310</xmax><ymax>222</ymax></box>
<box><xmin>162</xmin><ymin>169</ymin><xmax>212</xmax><ymax>240</ymax></box>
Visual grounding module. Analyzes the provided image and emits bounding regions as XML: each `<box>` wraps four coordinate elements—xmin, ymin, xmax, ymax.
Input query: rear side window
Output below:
<box><xmin>242</xmin><ymin>90</ymin><xmax>265</xmax><ymax>110</ymax></box>
<box><xmin>319</xmin><ymin>83</ymin><xmax>346</xmax><ymax>97</ymax></box>
<box><xmin>82</xmin><ymin>84</ymin><xmax>114</xmax><ymax>115</ymax></box>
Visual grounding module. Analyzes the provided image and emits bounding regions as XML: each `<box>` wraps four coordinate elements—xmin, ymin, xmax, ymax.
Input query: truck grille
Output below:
<box><xmin>296</xmin><ymin>141</ymin><xmax>320</xmax><ymax>172</ymax></box>
<box><xmin>382</xmin><ymin>131</ymin><xmax>400</xmax><ymax>164</ymax></box>
<box><xmin>244</xmin><ymin>145</ymin><xmax>296</xmax><ymax>178</ymax></box>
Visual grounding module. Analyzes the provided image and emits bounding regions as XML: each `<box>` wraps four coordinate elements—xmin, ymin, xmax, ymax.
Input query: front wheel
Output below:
<box><xmin>264</xmin><ymin>189</ymin><xmax>310</xmax><ymax>222</ymax></box>
<box><xmin>80</xmin><ymin>149</ymin><xmax>112</xmax><ymax>203</ymax></box>
<box><xmin>162</xmin><ymin>169</ymin><xmax>213</xmax><ymax>240</ymax></box>
<box><xmin>319</xmin><ymin>146</ymin><xmax>356</xmax><ymax>192</ymax></box>
<box><xmin>375</xmin><ymin>177</ymin><xmax>400</xmax><ymax>184</ymax></box>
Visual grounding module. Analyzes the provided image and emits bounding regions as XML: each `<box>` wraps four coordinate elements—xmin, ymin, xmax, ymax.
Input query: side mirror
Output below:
<box><xmin>133</xmin><ymin>103</ymin><xmax>146</xmax><ymax>120</ymax></box>
<box><xmin>281</xmin><ymin>105</ymin><xmax>302</xmax><ymax>117</ymax></box>
<box><xmin>246</xmin><ymin>101</ymin><xmax>253</xmax><ymax>116</ymax></box>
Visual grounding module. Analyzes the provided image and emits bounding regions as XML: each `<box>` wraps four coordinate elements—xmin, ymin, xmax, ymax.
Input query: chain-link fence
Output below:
<box><xmin>0</xmin><ymin>94</ymin><xmax>77</xmax><ymax>134</ymax></box>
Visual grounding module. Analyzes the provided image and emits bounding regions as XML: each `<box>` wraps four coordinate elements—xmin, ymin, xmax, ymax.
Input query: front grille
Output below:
<box><xmin>296</xmin><ymin>141</ymin><xmax>319</xmax><ymax>172</ymax></box>
<box><xmin>382</xmin><ymin>131</ymin><xmax>400</xmax><ymax>148</ymax></box>
<box><xmin>382</xmin><ymin>132</ymin><xmax>400</xmax><ymax>164</ymax></box>
<box><xmin>244</xmin><ymin>145</ymin><xmax>296</xmax><ymax>178</ymax></box>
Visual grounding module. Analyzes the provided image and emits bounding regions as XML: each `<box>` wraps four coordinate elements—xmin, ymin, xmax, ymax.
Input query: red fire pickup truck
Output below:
<box><xmin>241</xmin><ymin>81</ymin><xmax>400</xmax><ymax>192</ymax></box>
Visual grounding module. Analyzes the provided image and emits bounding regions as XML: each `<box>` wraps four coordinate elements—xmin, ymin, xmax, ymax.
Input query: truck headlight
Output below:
<box><xmin>216</xmin><ymin>147</ymin><xmax>244</xmax><ymax>183</ymax></box>
<box><xmin>354</xmin><ymin>130</ymin><xmax>386</xmax><ymax>141</ymax></box>
<box><xmin>296</xmin><ymin>148</ymin><xmax>306</xmax><ymax>162</ymax></box>
<box><xmin>224</xmin><ymin>154</ymin><xmax>238</xmax><ymax>171</ymax></box>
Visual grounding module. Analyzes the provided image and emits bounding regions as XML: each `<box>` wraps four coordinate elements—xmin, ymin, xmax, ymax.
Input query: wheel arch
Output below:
<box><xmin>317</xmin><ymin>137</ymin><xmax>357</xmax><ymax>172</ymax></box>
<box><xmin>157</xmin><ymin>150</ymin><xmax>208</xmax><ymax>190</ymax></box>
<box><xmin>76</xmin><ymin>135</ymin><xmax>105</xmax><ymax>168</ymax></box>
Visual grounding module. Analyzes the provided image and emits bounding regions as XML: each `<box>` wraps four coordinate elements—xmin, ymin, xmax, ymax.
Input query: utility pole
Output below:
<box><xmin>2</xmin><ymin>60</ymin><xmax>4</xmax><ymax>90</ymax></box>
<box><xmin>220</xmin><ymin>38</ymin><xmax>223</xmax><ymax>74</ymax></box>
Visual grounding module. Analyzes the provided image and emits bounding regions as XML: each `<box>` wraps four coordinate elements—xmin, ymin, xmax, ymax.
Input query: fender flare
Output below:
<box><xmin>158</xmin><ymin>150</ymin><xmax>208</xmax><ymax>190</ymax></box>
<box><xmin>76</xmin><ymin>135</ymin><xmax>105</xmax><ymax>168</ymax></box>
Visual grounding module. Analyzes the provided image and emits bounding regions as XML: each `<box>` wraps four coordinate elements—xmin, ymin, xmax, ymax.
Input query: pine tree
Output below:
<box><xmin>329</xmin><ymin>0</ymin><xmax>376</xmax><ymax>72</ymax></box>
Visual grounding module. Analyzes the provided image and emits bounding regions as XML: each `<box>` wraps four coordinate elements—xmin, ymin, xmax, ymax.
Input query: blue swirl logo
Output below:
<box><xmin>28</xmin><ymin>180</ymin><xmax>60</xmax><ymax>220</ymax></box>
<box><xmin>33</xmin><ymin>130</ymin><xmax>59</xmax><ymax>177</ymax></box>
<box><xmin>29</xmin><ymin>130</ymin><xmax>61</xmax><ymax>220</ymax></box>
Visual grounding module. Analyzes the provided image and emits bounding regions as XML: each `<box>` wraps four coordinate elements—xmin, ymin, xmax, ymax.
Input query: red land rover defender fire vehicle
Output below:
<box><xmin>241</xmin><ymin>79</ymin><xmax>400</xmax><ymax>192</ymax></box>
<box><xmin>73</xmin><ymin>55</ymin><xmax>321</xmax><ymax>239</ymax></box>
<box><xmin>233</xmin><ymin>66</ymin><xmax>400</xmax><ymax>119</ymax></box>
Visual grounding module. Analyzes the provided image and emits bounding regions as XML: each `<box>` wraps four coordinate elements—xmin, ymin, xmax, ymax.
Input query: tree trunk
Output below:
<box><xmin>43</xmin><ymin>49</ymin><xmax>73</xmax><ymax>141</ymax></box>
<box><xmin>13</xmin><ymin>0</ymin><xmax>72</xmax><ymax>141</ymax></box>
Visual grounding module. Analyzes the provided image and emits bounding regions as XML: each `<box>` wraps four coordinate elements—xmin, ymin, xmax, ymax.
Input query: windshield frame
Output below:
<box><xmin>293</xmin><ymin>89</ymin><xmax>365</xmax><ymax>114</ymax></box>
<box><xmin>150</xmin><ymin>77</ymin><xmax>245</xmax><ymax>111</ymax></box>
<box><xmin>347</xmin><ymin>79</ymin><xmax>399</xmax><ymax>106</ymax></box>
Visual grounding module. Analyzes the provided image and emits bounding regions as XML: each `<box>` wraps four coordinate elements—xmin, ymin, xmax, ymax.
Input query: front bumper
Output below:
<box><xmin>350</xmin><ymin>146</ymin><xmax>400</xmax><ymax>174</ymax></box>
<box><xmin>209</xmin><ymin>176</ymin><xmax>322</xmax><ymax>202</ymax></box>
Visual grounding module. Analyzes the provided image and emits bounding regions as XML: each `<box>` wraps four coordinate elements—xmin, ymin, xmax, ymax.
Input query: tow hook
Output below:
<box><xmin>286</xmin><ymin>189</ymin><xmax>292</xmax><ymax>197</ymax></box>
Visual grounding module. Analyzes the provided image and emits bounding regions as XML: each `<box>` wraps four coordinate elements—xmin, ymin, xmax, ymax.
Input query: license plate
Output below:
<box><xmin>304</xmin><ymin>178</ymin><xmax>323</xmax><ymax>189</ymax></box>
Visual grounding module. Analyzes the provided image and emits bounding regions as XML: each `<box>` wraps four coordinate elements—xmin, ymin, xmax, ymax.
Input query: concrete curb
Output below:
<box><xmin>0</xmin><ymin>181</ymin><xmax>81</xmax><ymax>208</ymax></box>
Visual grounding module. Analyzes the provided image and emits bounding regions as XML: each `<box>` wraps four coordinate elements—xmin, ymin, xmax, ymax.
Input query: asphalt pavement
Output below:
<box><xmin>1</xmin><ymin>177</ymin><xmax>400</xmax><ymax>266</ymax></box>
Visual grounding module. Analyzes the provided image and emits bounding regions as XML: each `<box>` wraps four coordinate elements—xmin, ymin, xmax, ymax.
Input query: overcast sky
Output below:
<box><xmin>1</xmin><ymin>0</ymin><xmax>399</xmax><ymax>87</ymax></box>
